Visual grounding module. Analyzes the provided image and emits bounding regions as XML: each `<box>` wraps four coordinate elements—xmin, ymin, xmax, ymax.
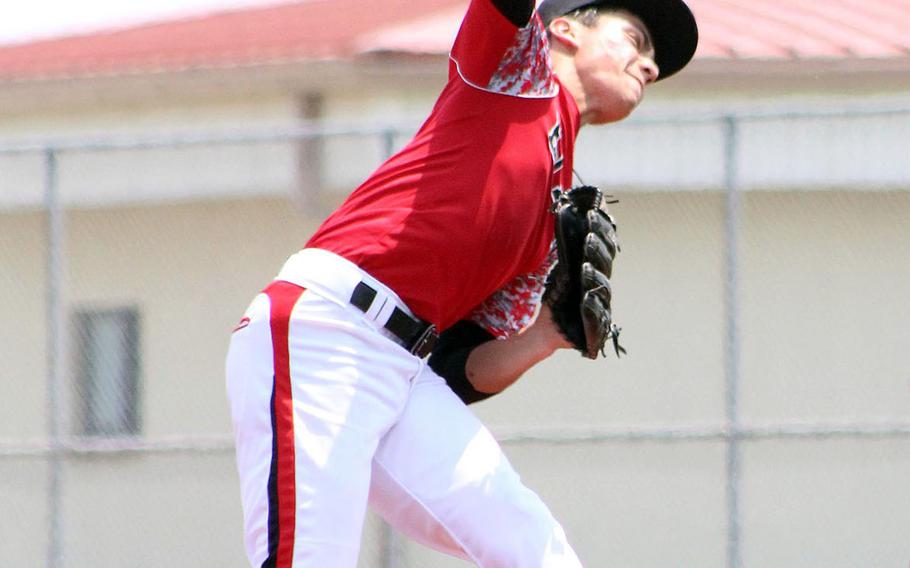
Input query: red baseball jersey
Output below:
<box><xmin>306</xmin><ymin>0</ymin><xmax>580</xmax><ymax>331</ymax></box>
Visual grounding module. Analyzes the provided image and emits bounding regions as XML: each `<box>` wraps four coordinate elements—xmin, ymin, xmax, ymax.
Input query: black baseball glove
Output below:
<box><xmin>543</xmin><ymin>185</ymin><xmax>625</xmax><ymax>359</ymax></box>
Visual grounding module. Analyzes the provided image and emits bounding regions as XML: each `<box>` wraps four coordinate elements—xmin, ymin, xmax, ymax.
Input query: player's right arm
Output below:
<box><xmin>450</xmin><ymin>0</ymin><xmax>555</xmax><ymax>97</ymax></box>
<box><xmin>489</xmin><ymin>0</ymin><xmax>536</xmax><ymax>27</ymax></box>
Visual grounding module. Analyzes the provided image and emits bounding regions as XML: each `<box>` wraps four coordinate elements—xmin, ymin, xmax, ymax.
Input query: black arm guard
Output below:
<box><xmin>428</xmin><ymin>320</ymin><xmax>497</xmax><ymax>405</ymax></box>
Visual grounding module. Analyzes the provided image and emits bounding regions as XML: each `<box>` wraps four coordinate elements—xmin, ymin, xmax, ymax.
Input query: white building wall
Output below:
<box><xmin>2</xmin><ymin>65</ymin><xmax>909</xmax><ymax>567</ymax></box>
<box><xmin>0</xmin><ymin>95</ymin><xmax>302</xmax><ymax>210</ymax></box>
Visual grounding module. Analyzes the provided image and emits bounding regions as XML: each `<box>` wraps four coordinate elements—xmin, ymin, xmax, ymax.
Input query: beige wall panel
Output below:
<box><xmin>739</xmin><ymin>191</ymin><xmax>910</xmax><ymax>422</ymax></box>
<box><xmin>64</xmin><ymin>453</ymin><xmax>244</xmax><ymax>567</ymax></box>
<box><xmin>0</xmin><ymin>459</ymin><xmax>47</xmax><ymax>565</ymax></box>
<box><xmin>402</xmin><ymin>441</ymin><xmax>727</xmax><ymax>568</ymax></box>
<box><xmin>0</xmin><ymin>153</ymin><xmax>46</xmax><ymax>210</ymax></box>
<box><xmin>0</xmin><ymin>212</ymin><xmax>48</xmax><ymax>438</ymax></box>
<box><xmin>576</xmin><ymin>106</ymin><xmax>910</xmax><ymax>192</ymax></box>
<box><xmin>324</xmin><ymin>89</ymin><xmax>440</xmax><ymax>125</ymax></box>
<box><xmin>741</xmin><ymin>438</ymin><xmax>910</xmax><ymax>568</ymax></box>
<box><xmin>1</xmin><ymin>95</ymin><xmax>298</xmax><ymax>139</ymax></box>
<box><xmin>64</xmin><ymin>197</ymin><xmax>323</xmax><ymax>437</ymax></box>
<box><xmin>1</xmin><ymin>97</ymin><xmax>301</xmax><ymax>209</ymax></box>
<box><xmin>475</xmin><ymin>192</ymin><xmax>728</xmax><ymax>428</ymax></box>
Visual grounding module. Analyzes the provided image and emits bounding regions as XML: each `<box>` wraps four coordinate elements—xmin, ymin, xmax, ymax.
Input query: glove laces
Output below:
<box><xmin>607</xmin><ymin>324</ymin><xmax>627</xmax><ymax>358</ymax></box>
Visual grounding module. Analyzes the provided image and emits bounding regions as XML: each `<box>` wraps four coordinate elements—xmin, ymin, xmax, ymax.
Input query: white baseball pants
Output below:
<box><xmin>226</xmin><ymin>248</ymin><xmax>582</xmax><ymax>567</ymax></box>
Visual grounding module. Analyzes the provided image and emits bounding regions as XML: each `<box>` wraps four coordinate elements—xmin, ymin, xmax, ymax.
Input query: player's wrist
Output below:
<box><xmin>531</xmin><ymin>304</ymin><xmax>573</xmax><ymax>351</ymax></box>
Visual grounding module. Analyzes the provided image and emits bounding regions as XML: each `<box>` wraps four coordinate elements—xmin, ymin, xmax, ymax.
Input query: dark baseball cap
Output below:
<box><xmin>537</xmin><ymin>0</ymin><xmax>699</xmax><ymax>80</ymax></box>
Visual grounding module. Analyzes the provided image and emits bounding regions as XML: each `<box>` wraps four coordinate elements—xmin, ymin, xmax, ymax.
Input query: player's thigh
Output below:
<box><xmin>369</xmin><ymin>367</ymin><xmax>581</xmax><ymax>567</ymax></box>
<box><xmin>228</xmin><ymin>288</ymin><xmax>419</xmax><ymax>566</ymax></box>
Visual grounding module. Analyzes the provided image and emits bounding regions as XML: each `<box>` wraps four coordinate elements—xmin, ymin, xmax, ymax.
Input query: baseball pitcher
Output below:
<box><xmin>226</xmin><ymin>0</ymin><xmax>698</xmax><ymax>566</ymax></box>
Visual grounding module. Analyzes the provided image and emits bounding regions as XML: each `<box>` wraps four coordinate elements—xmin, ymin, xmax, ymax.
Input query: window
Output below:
<box><xmin>74</xmin><ymin>307</ymin><xmax>141</xmax><ymax>437</ymax></box>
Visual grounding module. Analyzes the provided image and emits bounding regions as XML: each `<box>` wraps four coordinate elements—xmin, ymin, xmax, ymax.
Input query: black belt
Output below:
<box><xmin>349</xmin><ymin>281</ymin><xmax>438</xmax><ymax>358</ymax></box>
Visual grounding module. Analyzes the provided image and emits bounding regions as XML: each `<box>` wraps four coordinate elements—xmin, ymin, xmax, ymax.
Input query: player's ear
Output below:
<box><xmin>547</xmin><ymin>16</ymin><xmax>583</xmax><ymax>51</ymax></box>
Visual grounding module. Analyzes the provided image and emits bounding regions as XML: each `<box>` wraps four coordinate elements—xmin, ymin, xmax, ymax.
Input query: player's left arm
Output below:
<box><xmin>429</xmin><ymin>253</ymin><xmax>570</xmax><ymax>403</ymax></box>
<box><xmin>429</xmin><ymin>304</ymin><xmax>569</xmax><ymax>404</ymax></box>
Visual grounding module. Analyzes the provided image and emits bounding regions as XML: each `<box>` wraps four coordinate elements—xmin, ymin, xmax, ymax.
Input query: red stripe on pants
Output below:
<box><xmin>265</xmin><ymin>281</ymin><xmax>306</xmax><ymax>567</ymax></box>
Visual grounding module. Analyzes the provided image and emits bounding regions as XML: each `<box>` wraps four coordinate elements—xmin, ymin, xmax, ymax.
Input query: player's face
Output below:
<box><xmin>572</xmin><ymin>11</ymin><xmax>658</xmax><ymax>124</ymax></box>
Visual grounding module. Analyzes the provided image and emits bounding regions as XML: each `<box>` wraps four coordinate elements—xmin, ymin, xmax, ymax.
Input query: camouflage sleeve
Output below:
<box><xmin>468</xmin><ymin>246</ymin><xmax>558</xmax><ymax>339</ymax></box>
<box><xmin>450</xmin><ymin>0</ymin><xmax>557</xmax><ymax>98</ymax></box>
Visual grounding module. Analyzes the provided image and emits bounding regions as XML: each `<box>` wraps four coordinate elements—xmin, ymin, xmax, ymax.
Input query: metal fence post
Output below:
<box><xmin>45</xmin><ymin>147</ymin><xmax>65</xmax><ymax>568</ymax></box>
<box><xmin>722</xmin><ymin>116</ymin><xmax>743</xmax><ymax>568</ymax></box>
<box><xmin>379</xmin><ymin>521</ymin><xmax>406</xmax><ymax>568</ymax></box>
<box><xmin>377</xmin><ymin>127</ymin><xmax>406</xmax><ymax>568</ymax></box>
<box><xmin>381</xmin><ymin>128</ymin><xmax>397</xmax><ymax>165</ymax></box>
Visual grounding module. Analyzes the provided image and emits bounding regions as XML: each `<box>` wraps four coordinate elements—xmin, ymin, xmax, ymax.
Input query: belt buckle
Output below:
<box><xmin>409</xmin><ymin>324</ymin><xmax>438</xmax><ymax>358</ymax></box>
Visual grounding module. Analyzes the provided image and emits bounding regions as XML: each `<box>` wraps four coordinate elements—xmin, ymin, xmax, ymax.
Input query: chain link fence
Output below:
<box><xmin>1</xmin><ymin>105</ymin><xmax>909</xmax><ymax>568</ymax></box>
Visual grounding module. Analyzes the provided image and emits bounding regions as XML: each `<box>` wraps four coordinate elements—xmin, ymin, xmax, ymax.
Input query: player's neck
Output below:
<box><xmin>551</xmin><ymin>55</ymin><xmax>591</xmax><ymax>126</ymax></box>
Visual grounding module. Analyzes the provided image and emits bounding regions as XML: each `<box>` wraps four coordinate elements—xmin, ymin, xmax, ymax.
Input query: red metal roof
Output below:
<box><xmin>0</xmin><ymin>0</ymin><xmax>464</xmax><ymax>81</ymax></box>
<box><xmin>689</xmin><ymin>0</ymin><xmax>910</xmax><ymax>59</ymax></box>
<box><xmin>0</xmin><ymin>0</ymin><xmax>908</xmax><ymax>82</ymax></box>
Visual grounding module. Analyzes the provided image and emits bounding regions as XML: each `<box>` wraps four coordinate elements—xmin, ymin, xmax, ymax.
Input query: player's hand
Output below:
<box><xmin>543</xmin><ymin>186</ymin><xmax>625</xmax><ymax>359</ymax></box>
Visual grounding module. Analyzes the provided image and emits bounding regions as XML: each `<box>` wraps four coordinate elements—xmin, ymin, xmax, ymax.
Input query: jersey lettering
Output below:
<box><xmin>548</xmin><ymin>117</ymin><xmax>564</xmax><ymax>172</ymax></box>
